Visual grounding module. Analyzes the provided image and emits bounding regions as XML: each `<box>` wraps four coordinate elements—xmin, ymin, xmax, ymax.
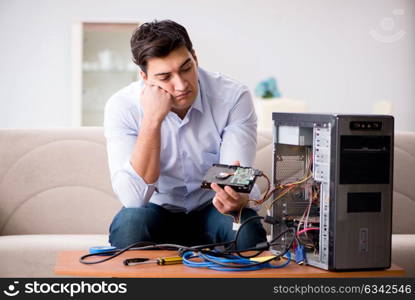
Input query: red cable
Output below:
<box><xmin>297</xmin><ymin>227</ymin><xmax>320</xmax><ymax>236</ymax></box>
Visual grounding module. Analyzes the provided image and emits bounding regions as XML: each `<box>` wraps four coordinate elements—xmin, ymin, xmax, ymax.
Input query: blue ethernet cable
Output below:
<box><xmin>182</xmin><ymin>251</ymin><xmax>291</xmax><ymax>271</ymax></box>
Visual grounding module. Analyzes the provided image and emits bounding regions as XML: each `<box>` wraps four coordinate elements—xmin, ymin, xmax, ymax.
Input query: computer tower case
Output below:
<box><xmin>270</xmin><ymin>113</ymin><xmax>394</xmax><ymax>270</ymax></box>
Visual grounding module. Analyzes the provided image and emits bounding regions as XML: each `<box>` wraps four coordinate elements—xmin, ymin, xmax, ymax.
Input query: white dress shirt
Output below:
<box><xmin>104</xmin><ymin>67</ymin><xmax>259</xmax><ymax>212</ymax></box>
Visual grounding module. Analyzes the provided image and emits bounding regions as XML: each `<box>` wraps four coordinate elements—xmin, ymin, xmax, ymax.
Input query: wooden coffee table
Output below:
<box><xmin>54</xmin><ymin>250</ymin><xmax>405</xmax><ymax>278</ymax></box>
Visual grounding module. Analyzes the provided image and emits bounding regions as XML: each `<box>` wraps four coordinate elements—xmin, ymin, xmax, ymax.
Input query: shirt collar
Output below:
<box><xmin>190</xmin><ymin>80</ymin><xmax>204</xmax><ymax>114</ymax></box>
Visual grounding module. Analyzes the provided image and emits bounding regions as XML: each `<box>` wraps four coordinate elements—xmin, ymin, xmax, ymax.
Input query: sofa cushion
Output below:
<box><xmin>0</xmin><ymin>234</ymin><xmax>108</xmax><ymax>277</ymax></box>
<box><xmin>0</xmin><ymin>128</ymin><xmax>121</xmax><ymax>235</ymax></box>
<box><xmin>391</xmin><ymin>234</ymin><xmax>415</xmax><ymax>277</ymax></box>
<box><xmin>393</xmin><ymin>132</ymin><xmax>415</xmax><ymax>234</ymax></box>
<box><xmin>255</xmin><ymin>130</ymin><xmax>273</xmax><ymax>193</ymax></box>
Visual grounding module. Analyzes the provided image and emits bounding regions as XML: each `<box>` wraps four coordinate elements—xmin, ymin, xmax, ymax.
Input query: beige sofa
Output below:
<box><xmin>0</xmin><ymin>128</ymin><xmax>414</xmax><ymax>277</ymax></box>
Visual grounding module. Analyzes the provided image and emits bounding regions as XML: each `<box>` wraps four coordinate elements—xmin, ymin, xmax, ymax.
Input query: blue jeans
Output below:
<box><xmin>109</xmin><ymin>202</ymin><xmax>266</xmax><ymax>250</ymax></box>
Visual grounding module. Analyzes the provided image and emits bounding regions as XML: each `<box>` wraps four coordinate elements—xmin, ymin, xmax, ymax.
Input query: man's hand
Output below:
<box><xmin>211</xmin><ymin>160</ymin><xmax>249</xmax><ymax>214</ymax></box>
<box><xmin>129</xmin><ymin>84</ymin><xmax>172</xmax><ymax>184</ymax></box>
<box><xmin>141</xmin><ymin>84</ymin><xmax>173</xmax><ymax>123</ymax></box>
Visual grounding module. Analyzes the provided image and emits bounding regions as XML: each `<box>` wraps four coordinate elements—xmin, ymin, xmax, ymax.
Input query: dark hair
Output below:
<box><xmin>131</xmin><ymin>20</ymin><xmax>193</xmax><ymax>73</ymax></box>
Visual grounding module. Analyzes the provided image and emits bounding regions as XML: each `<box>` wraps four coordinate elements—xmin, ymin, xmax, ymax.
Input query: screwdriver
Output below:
<box><xmin>123</xmin><ymin>256</ymin><xmax>183</xmax><ymax>266</ymax></box>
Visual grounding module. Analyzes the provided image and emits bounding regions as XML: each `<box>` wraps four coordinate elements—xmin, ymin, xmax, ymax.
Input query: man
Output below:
<box><xmin>104</xmin><ymin>20</ymin><xmax>266</xmax><ymax>250</ymax></box>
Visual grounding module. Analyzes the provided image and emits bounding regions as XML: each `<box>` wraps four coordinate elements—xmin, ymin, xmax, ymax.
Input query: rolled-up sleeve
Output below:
<box><xmin>219</xmin><ymin>86</ymin><xmax>257</xmax><ymax>166</ymax></box>
<box><xmin>104</xmin><ymin>96</ymin><xmax>157</xmax><ymax>208</ymax></box>
<box><xmin>219</xmin><ymin>86</ymin><xmax>259</xmax><ymax>200</ymax></box>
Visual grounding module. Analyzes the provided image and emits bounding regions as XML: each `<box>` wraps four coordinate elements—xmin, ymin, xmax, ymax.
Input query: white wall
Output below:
<box><xmin>0</xmin><ymin>0</ymin><xmax>414</xmax><ymax>130</ymax></box>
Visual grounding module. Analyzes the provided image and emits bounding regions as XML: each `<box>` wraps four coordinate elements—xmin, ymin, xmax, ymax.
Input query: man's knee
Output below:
<box><xmin>108</xmin><ymin>206</ymin><xmax>163</xmax><ymax>248</ymax></box>
<box><xmin>202</xmin><ymin>204</ymin><xmax>266</xmax><ymax>249</ymax></box>
<box><xmin>235</xmin><ymin>208</ymin><xmax>267</xmax><ymax>250</ymax></box>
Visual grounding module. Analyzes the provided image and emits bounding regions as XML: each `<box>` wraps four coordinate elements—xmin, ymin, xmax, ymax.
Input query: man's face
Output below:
<box><xmin>141</xmin><ymin>46</ymin><xmax>199</xmax><ymax>117</ymax></box>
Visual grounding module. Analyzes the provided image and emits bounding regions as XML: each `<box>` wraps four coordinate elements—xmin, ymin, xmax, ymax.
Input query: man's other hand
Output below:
<box><xmin>141</xmin><ymin>84</ymin><xmax>173</xmax><ymax>123</ymax></box>
<box><xmin>211</xmin><ymin>160</ymin><xmax>249</xmax><ymax>214</ymax></box>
